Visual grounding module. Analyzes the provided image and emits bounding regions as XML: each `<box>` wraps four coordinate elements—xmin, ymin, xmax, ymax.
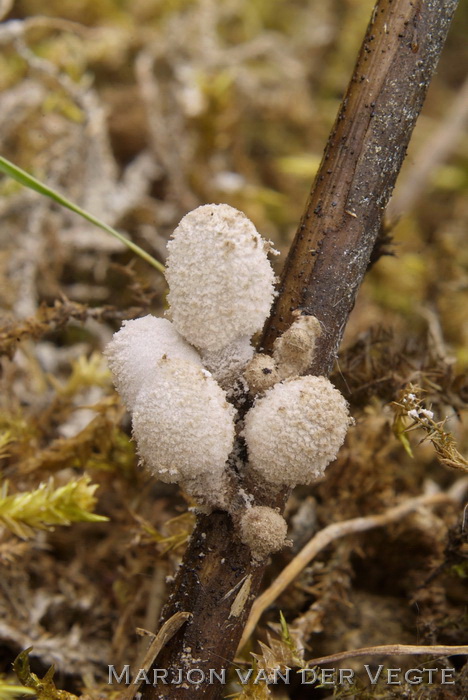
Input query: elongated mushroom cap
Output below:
<box><xmin>166</xmin><ymin>204</ymin><xmax>276</xmax><ymax>352</ymax></box>
<box><xmin>132</xmin><ymin>357</ymin><xmax>236</xmax><ymax>504</ymax></box>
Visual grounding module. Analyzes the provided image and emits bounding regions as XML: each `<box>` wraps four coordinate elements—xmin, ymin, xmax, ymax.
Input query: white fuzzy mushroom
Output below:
<box><xmin>132</xmin><ymin>357</ymin><xmax>236</xmax><ymax>505</ymax></box>
<box><xmin>104</xmin><ymin>315</ymin><xmax>201</xmax><ymax>411</ymax></box>
<box><xmin>165</xmin><ymin>204</ymin><xmax>276</xmax><ymax>352</ymax></box>
<box><xmin>244</xmin><ymin>376</ymin><xmax>349</xmax><ymax>487</ymax></box>
<box><xmin>239</xmin><ymin>505</ymin><xmax>288</xmax><ymax>561</ymax></box>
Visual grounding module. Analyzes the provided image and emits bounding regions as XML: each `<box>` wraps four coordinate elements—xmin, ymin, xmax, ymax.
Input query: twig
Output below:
<box><xmin>141</xmin><ymin>1</ymin><xmax>460</xmax><ymax>698</ymax></box>
<box><xmin>122</xmin><ymin>612</ymin><xmax>192</xmax><ymax>700</ymax></box>
<box><xmin>239</xmin><ymin>489</ymin><xmax>467</xmax><ymax>650</ymax></box>
<box><xmin>304</xmin><ymin>644</ymin><xmax>468</xmax><ymax>668</ymax></box>
<box><xmin>261</xmin><ymin>0</ymin><xmax>460</xmax><ymax>374</ymax></box>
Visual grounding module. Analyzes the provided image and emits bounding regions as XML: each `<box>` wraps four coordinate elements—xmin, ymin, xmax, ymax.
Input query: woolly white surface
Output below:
<box><xmin>132</xmin><ymin>357</ymin><xmax>235</xmax><ymax>500</ymax></box>
<box><xmin>201</xmin><ymin>336</ymin><xmax>254</xmax><ymax>390</ymax></box>
<box><xmin>166</xmin><ymin>204</ymin><xmax>275</xmax><ymax>351</ymax></box>
<box><xmin>104</xmin><ymin>315</ymin><xmax>201</xmax><ymax>411</ymax></box>
<box><xmin>244</xmin><ymin>376</ymin><xmax>349</xmax><ymax>486</ymax></box>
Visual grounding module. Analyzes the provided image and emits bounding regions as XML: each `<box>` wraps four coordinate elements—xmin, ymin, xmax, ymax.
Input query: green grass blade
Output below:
<box><xmin>0</xmin><ymin>155</ymin><xmax>165</xmax><ymax>275</ymax></box>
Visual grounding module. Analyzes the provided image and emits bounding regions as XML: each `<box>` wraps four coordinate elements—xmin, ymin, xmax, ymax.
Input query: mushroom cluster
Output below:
<box><xmin>105</xmin><ymin>203</ymin><xmax>351</xmax><ymax>560</ymax></box>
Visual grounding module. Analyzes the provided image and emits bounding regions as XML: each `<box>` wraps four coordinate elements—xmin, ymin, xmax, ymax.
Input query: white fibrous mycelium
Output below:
<box><xmin>105</xmin><ymin>203</ymin><xmax>351</xmax><ymax>560</ymax></box>
<box><xmin>201</xmin><ymin>336</ymin><xmax>254</xmax><ymax>391</ymax></box>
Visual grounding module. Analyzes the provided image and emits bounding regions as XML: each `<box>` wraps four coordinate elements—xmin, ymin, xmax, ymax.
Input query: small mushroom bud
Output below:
<box><xmin>243</xmin><ymin>353</ymin><xmax>280</xmax><ymax>395</ymax></box>
<box><xmin>132</xmin><ymin>357</ymin><xmax>236</xmax><ymax>506</ymax></box>
<box><xmin>244</xmin><ymin>376</ymin><xmax>350</xmax><ymax>487</ymax></box>
<box><xmin>104</xmin><ymin>315</ymin><xmax>201</xmax><ymax>411</ymax></box>
<box><xmin>166</xmin><ymin>204</ymin><xmax>276</xmax><ymax>352</ymax></box>
<box><xmin>273</xmin><ymin>315</ymin><xmax>322</xmax><ymax>380</ymax></box>
<box><xmin>239</xmin><ymin>506</ymin><xmax>288</xmax><ymax>561</ymax></box>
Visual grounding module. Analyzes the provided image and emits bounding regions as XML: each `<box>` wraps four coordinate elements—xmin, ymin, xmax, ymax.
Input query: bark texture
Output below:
<box><xmin>140</xmin><ymin>1</ymin><xmax>460</xmax><ymax>698</ymax></box>
<box><xmin>262</xmin><ymin>0</ymin><xmax>459</xmax><ymax>371</ymax></box>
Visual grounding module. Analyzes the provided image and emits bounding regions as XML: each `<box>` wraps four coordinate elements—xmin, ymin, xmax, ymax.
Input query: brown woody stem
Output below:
<box><xmin>140</xmin><ymin>1</ymin><xmax>459</xmax><ymax>698</ymax></box>
<box><xmin>262</xmin><ymin>0</ymin><xmax>459</xmax><ymax>373</ymax></box>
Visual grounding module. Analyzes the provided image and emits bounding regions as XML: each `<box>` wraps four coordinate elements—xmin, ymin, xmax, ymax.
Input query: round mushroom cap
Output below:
<box><xmin>244</xmin><ymin>376</ymin><xmax>349</xmax><ymax>487</ymax></box>
<box><xmin>240</xmin><ymin>506</ymin><xmax>288</xmax><ymax>561</ymax></box>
